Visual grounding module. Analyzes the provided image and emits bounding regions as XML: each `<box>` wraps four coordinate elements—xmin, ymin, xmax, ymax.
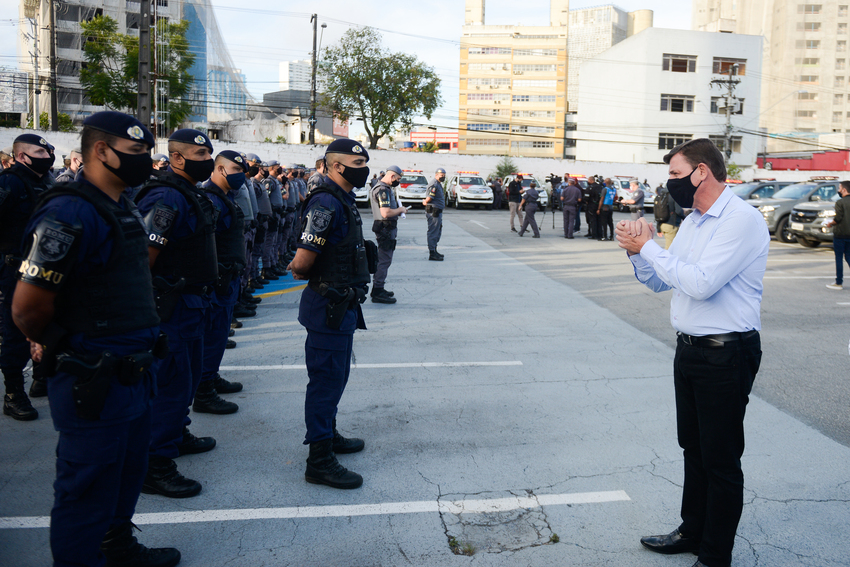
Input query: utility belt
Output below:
<box><xmin>308</xmin><ymin>281</ymin><xmax>367</xmax><ymax>330</ymax></box>
<box><xmin>372</xmin><ymin>220</ymin><xmax>397</xmax><ymax>251</ymax></box>
<box><xmin>57</xmin><ymin>332</ymin><xmax>169</xmax><ymax>421</ymax></box>
<box><xmin>677</xmin><ymin>330</ymin><xmax>758</xmax><ymax>349</ymax></box>
<box><xmin>214</xmin><ymin>263</ymin><xmax>243</xmax><ymax>296</ymax></box>
<box><xmin>425</xmin><ymin>206</ymin><xmax>443</xmax><ymax>217</ymax></box>
<box><xmin>3</xmin><ymin>254</ymin><xmax>21</xmax><ymax>270</ymax></box>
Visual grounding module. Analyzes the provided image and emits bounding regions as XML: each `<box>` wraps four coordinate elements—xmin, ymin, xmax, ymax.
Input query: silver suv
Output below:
<box><xmin>747</xmin><ymin>179</ymin><xmax>840</xmax><ymax>243</ymax></box>
<box><xmin>788</xmin><ymin>192</ymin><xmax>841</xmax><ymax>247</ymax></box>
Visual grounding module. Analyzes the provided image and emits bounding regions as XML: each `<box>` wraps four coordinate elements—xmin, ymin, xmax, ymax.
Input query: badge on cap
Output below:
<box><xmin>127</xmin><ymin>126</ymin><xmax>144</xmax><ymax>140</ymax></box>
<box><xmin>194</xmin><ymin>135</ymin><xmax>206</xmax><ymax>145</ymax></box>
<box><xmin>352</xmin><ymin>145</ymin><xmax>362</xmax><ymax>154</ymax></box>
<box><xmin>235</xmin><ymin>156</ymin><xmax>243</xmax><ymax>163</ymax></box>
<box><xmin>39</xmin><ymin>138</ymin><xmax>47</xmax><ymax>146</ymax></box>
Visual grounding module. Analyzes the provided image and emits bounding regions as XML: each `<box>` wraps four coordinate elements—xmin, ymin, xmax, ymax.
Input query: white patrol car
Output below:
<box><xmin>446</xmin><ymin>171</ymin><xmax>494</xmax><ymax>209</ymax></box>
<box><xmin>352</xmin><ymin>184</ymin><xmax>370</xmax><ymax>207</ymax></box>
<box><xmin>397</xmin><ymin>170</ymin><xmax>428</xmax><ymax>207</ymax></box>
<box><xmin>501</xmin><ymin>173</ymin><xmax>549</xmax><ymax>208</ymax></box>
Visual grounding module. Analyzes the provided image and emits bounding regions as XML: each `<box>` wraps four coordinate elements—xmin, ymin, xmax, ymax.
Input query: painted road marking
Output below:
<box><xmin>0</xmin><ymin>490</ymin><xmax>630</xmax><ymax>530</ymax></box>
<box><xmin>255</xmin><ymin>284</ymin><xmax>306</xmax><ymax>298</ymax></box>
<box><xmin>469</xmin><ymin>220</ymin><xmax>489</xmax><ymax>229</ymax></box>
<box><xmin>220</xmin><ymin>361</ymin><xmax>523</xmax><ymax>371</ymax></box>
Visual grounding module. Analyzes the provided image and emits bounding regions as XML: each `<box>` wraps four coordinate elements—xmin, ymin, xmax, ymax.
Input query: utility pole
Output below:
<box><xmin>710</xmin><ymin>64</ymin><xmax>741</xmax><ymax>160</ymax></box>
<box><xmin>138</xmin><ymin>0</ymin><xmax>152</xmax><ymax>130</ymax></box>
<box><xmin>31</xmin><ymin>18</ymin><xmax>40</xmax><ymax>129</ymax></box>
<box><xmin>48</xmin><ymin>0</ymin><xmax>58</xmax><ymax>131</ymax></box>
<box><xmin>309</xmin><ymin>14</ymin><xmax>318</xmax><ymax>145</ymax></box>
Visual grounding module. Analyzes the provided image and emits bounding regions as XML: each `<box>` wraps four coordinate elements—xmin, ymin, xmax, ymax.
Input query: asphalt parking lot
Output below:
<box><xmin>0</xmin><ymin>207</ymin><xmax>848</xmax><ymax>567</ymax></box>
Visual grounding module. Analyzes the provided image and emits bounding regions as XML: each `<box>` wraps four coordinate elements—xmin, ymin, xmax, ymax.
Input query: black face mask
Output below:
<box><xmin>666</xmin><ymin>166</ymin><xmax>702</xmax><ymax>209</ymax></box>
<box><xmin>261</xmin><ymin>170</ymin><xmax>269</xmax><ymax>178</ymax></box>
<box><xmin>391</xmin><ymin>180</ymin><xmax>400</xmax><ymax>188</ymax></box>
<box><xmin>23</xmin><ymin>153</ymin><xmax>55</xmax><ymax>176</ymax></box>
<box><xmin>103</xmin><ymin>145</ymin><xmax>153</xmax><ymax>187</ymax></box>
<box><xmin>339</xmin><ymin>164</ymin><xmax>370</xmax><ymax>188</ymax></box>
<box><xmin>248</xmin><ymin>165</ymin><xmax>260</xmax><ymax>177</ymax></box>
<box><xmin>177</xmin><ymin>154</ymin><xmax>215</xmax><ymax>182</ymax></box>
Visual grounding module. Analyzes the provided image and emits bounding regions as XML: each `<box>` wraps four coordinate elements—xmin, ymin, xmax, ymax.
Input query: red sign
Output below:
<box><xmin>333</xmin><ymin>117</ymin><xmax>349</xmax><ymax>137</ymax></box>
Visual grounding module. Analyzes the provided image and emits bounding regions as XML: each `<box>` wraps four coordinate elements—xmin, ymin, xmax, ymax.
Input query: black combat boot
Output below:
<box><xmin>228</xmin><ymin>328</ymin><xmax>235</xmax><ymax>337</ymax></box>
<box><xmin>28</xmin><ymin>378</ymin><xmax>48</xmax><ymax>398</ymax></box>
<box><xmin>434</xmin><ymin>247</ymin><xmax>445</xmax><ymax>259</ymax></box>
<box><xmin>332</xmin><ymin>420</ymin><xmax>365</xmax><ymax>454</ymax></box>
<box><xmin>142</xmin><ymin>456</ymin><xmax>202</xmax><ymax>498</ymax></box>
<box><xmin>428</xmin><ymin>249</ymin><xmax>443</xmax><ymax>261</ymax></box>
<box><xmin>262</xmin><ymin>269</ymin><xmax>279</xmax><ymax>281</ymax></box>
<box><xmin>212</xmin><ymin>373</ymin><xmax>243</xmax><ymax>394</ymax></box>
<box><xmin>370</xmin><ymin>288</ymin><xmax>397</xmax><ymax>304</ymax></box>
<box><xmin>225</xmin><ymin>339</ymin><xmax>236</xmax><ymax>349</ymax></box>
<box><xmin>305</xmin><ymin>439</ymin><xmax>363</xmax><ymax>489</ymax></box>
<box><xmin>255</xmin><ymin>275</ymin><xmax>270</xmax><ymax>285</ymax></box>
<box><xmin>231</xmin><ymin>318</ymin><xmax>243</xmax><ymax>329</ymax></box>
<box><xmin>233</xmin><ymin>304</ymin><xmax>256</xmax><ymax>318</ymax></box>
<box><xmin>101</xmin><ymin>521</ymin><xmax>181</xmax><ymax>567</ymax></box>
<box><xmin>242</xmin><ymin>291</ymin><xmax>261</xmax><ymax>304</ymax></box>
<box><xmin>3</xmin><ymin>368</ymin><xmax>37</xmax><ymax>420</ymax></box>
<box><xmin>192</xmin><ymin>380</ymin><xmax>238</xmax><ymax>415</ymax></box>
<box><xmin>175</xmin><ymin>426</ymin><xmax>216</xmax><ymax>456</ymax></box>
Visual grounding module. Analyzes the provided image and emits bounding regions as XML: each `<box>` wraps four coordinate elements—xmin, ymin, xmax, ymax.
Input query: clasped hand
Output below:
<box><xmin>614</xmin><ymin>218</ymin><xmax>655</xmax><ymax>256</ymax></box>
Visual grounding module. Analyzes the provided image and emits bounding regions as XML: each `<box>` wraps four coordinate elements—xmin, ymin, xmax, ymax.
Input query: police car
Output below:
<box><xmin>446</xmin><ymin>171</ymin><xmax>494</xmax><ymax>209</ymax></box>
<box><xmin>501</xmin><ymin>173</ymin><xmax>549</xmax><ymax>208</ymax></box>
<box><xmin>352</xmin><ymin>185</ymin><xmax>369</xmax><ymax>207</ymax></box>
<box><xmin>397</xmin><ymin>170</ymin><xmax>428</xmax><ymax>207</ymax></box>
<box><xmin>613</xmin><ymin>177</ymin><xmax>655</xmax><ymax>213</ymax></box>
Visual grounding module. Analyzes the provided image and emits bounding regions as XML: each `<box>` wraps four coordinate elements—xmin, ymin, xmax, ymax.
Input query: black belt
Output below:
<box><xmin>678</xmin><ymin>330</ymin><xmax>758</xmax><ymax>348</ymax></box>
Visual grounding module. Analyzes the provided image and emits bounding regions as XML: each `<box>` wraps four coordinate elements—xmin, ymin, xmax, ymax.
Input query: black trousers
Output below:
<box><xmin>674</xmin><ymin>332</ymin><xmax>761</xmax><ymax>567</ymax></box>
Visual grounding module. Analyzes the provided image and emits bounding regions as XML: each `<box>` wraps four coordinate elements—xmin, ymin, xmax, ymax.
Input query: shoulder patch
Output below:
<box><xmin>309</xmin><ymin>208</ymin><xmax>332</xmax><ymax>232</ymax></box>
<box><xmin>38</xmin><ymin>226</ymin><xmax>76</xmax><ymax>262</ymax></box>
<box><xmin>153</xmin><ymin>208</ymin><xmax>175</xmax><ymax>232</ymax></box>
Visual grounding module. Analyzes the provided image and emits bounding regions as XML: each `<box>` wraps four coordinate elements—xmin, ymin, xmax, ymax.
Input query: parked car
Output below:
<box><xmin>788</xmin><ymin>192</ymin><xmax>841</xmax><ymax>247</ymax></box>
<box><xmin>747</xmin><ymin>177</ymin><xmax>840</xmax><ymax>243</ymax></box>
<box><xmin>445</xmin><ymin>171</ymin><xmax>494</xmax><ymax>209</ymax></box>
<box><xmin>352</xmin><ymin>185</ymin><xmax>369</xmax><ymax>207</ymax></box>
<box><xmin>397</xmin><ymin>170</ymin><xmax>428</xmax><ymax>207</ymax></box>
<box><xmin>612</xmin><ymin>177</ymin><xmax>655</xmax><ymax>212</ymax></box>
<box><xmin>729</xmin><ymin>180</ymin><xmax>794</xmax><ymax>201</ymax></box>
<box><xmin>501</xmin><ymin>173</ymin><xmax>549</xmax><ymax>208</ymax></box>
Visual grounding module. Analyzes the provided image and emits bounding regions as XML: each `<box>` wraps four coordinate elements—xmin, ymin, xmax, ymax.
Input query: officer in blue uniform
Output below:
<box><xmin>135</xmin><ymin>129</ymin><xmax>219</xmax><ymax>499</ymax></box>
<box><xmin>199</xmin><ymin>150</ymin><xmax>248</xmax><ymax>404</ymax></box>
<box><xmin>0</xmin><ymin>133</ymin><xmax>54</xmax><ymax>420</ymax></box>
<box><xmin>422</xmin><ymin>168</ymin><xmax>446</xmax><ymax>261</ymax></box>
<box><xmin>288</xmin><ymin>139</ymin><xmax>376</xmax><ymax>490</ymax></box>
<box><xmin>11</xmin><ymin>111</ymin><xmax>180</xmax><ymax>567</ymax></box>
<box><xmin>264</xmin><ymin>160</ymin><xmax>286</xmax><ymax>278</ymax></box>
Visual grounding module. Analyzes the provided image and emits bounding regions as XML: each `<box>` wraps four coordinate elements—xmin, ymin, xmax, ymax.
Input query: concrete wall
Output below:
<box><xmin>2</xmin><ymin>127</ymin><xmax>845</xmax><ymax>188</ymax></box>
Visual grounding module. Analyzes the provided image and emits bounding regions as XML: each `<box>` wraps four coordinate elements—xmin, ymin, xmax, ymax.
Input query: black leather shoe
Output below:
<box><xmin>231</xmin><ymin>318</ymin><xmax>243</xmax><ymax>329</ymax></box>
<box><xmin>640</xmin><ymin>529</ymin><xmax>700</xmax><ymax>555</ymax></box>
<box><xmin>225</xmin><ymin>339</ymin><xmax>236</xmax><ymax>349</ymax></box>
<box><xmin>3</xmin><ymin>392</ymin><xmax>38</xmax><ymax>421</ymax></box>
<box><xmin>142</xmin><ymin>456</ymin><xmax>202</xmax><ymax>498</ymax></box>
<box><xmin>383</xmin><ymin>289</ymin><xmax>394</xmax><ymax>297</ymax></box>
<box><xmin>193</xmin><ymin>381</ymin><xmax>238</xmax><ymax>415</ymax></box>
<box><xmin>429</xmin><ymin>250</ymin><xmax>443</xmax><ymax>261</ymax></box>
<box><xmin>243</xmin><ymin>294</ymin><xmax>261</xmax><ymax>304</ymax></box>
<box><xmin>29</xmin><ymin>378</ymin><xmax>48</xmax><ymax>398</ymax></box>
<box><xmin>101</xmin><ymin>521</ymin><xmax>181</xmax><ymax>567</ymax></box>
<box><xmin>371</xmin><ymin>289</ymin><xmax>397</xmax><ymax>304</ymax></box>
<box><xmin>213</xmin><ymin>373</ymin><xmax>243</xmax><ymax>394</ymax></box>
<box><xmin>228</xmin><ymin>328</ymin><xmax>235</xmax><ymax>337</ymax></box>
<box><xmin>233</xmin><ymin>305</ymin><xmax>256</xmax><ymax>318</ymax></box>
<box><xmin>175</xmin><ymin>427</ymin><xmax>216</xmax><ymax>456</ymax></box>
<box><xmin>262</xmin><ymin>269</ymin><xmax>279</xmax><ymax>281</ymax></box>
<box><xmin>332</xmin><ymin>428</ymin><xmax>365</xmax><ymax>454</ymax></box>
<box><xmin>255</xmin><ymin>276</ymin><xmax>269</xmax><ymax>285</ymax></box>
<box><xmin>305</xmin><ymin>439</ymin><xmax>362</xmax><ymax>489</ymax></box>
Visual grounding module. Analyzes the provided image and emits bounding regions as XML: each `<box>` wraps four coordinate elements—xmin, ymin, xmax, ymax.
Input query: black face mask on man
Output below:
<box><xmin>23</xmin><ymin>153</ymin><xmax>55</xmax><ymax>176</ymax></box>
<box><xmin>177</xmin><ymin>154</ymin><xmax>215</xmax><ymax>182</ymax></box>
<box><xmin>666</xmin><ymin>166</ymin><xmax>703</xmax><ymax>209</ymax></box>
<box><xmin>103</xmin><ymin>145</ymin><xmax>153</xmax><ymax>187</ymax></box>
<box><xmin>338</xmin><ymin>164</ymin><xmax>370</xmax><ymax>188</ymax></box>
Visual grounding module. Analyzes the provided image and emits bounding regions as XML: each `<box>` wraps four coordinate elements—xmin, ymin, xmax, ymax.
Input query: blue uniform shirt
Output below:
<box><xmin>203</xmin><ymin>179</ymin><xmax>241</xmax><ymax>307</ymax></box>
<box><xmin>297</xmin><ymin>178</ymin><xmax>365</xmax><ymax>334</ymax></box>
<box><xmin>24</xmin><ymin>177</ymin><xmax>159</xmax><ymax>431</ymax></box>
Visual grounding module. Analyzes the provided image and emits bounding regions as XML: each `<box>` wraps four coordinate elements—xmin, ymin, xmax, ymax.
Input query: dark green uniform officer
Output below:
<box><xmin>12</xmin><ymin>111</ymin><xmax>180</xmax><ymax>567</ymax></box>
<box><xmin>288</xmin><ymin>138</ymin><xmax>377</xmax><ymax>490</ymax></box>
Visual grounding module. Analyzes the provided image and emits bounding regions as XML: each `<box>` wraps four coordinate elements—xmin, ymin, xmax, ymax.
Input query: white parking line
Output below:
<box><xmin>469</xmin><ymin>220</ymin><xmax>489</xmax><ymax>229</ymax></box>
<box><xmin>220</xmin><ymin>361</ymin><xmax>523</xmax><ymax>371</ymax></box>
<box><xmin>0</xmin><ymin>490</ymin><xmax>630</xmax><ymax>530</ymax></box>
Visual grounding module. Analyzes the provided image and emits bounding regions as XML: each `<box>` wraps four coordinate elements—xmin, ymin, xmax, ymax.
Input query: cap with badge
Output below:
<box><xmin>168</xmin><ymin>128</ymin><xmax>213</xmax><ymax>151</ymax></box>
<box><xmin>217</xmin><ymin>150</ymin><xmax>248</xmax><ymax>172</ymax></box>
<box><xmin>325</xmin><ymin>138</ymin><xmax>370</xmax><ymax>162</ymax></box>
<box><xmin>386</xmin><ymin>165</ymin><xmax>402</xmax><ymax>176</ymax></box>
<box><xmin>267</xmin><ymin>159</ymin><xmax>280</xmax><ymax>167</ymax></box>
<box><xmin>82</xmin><ymin>111</ymin><xmax>155</xmax><ymax>148</ymax></box>
<box><xmin>13</xmin><ymin>133</ymin><xmax>55</xmax><ymax>152</ymax></box>
<box><xmin>152</xmin><ymin>153</ymin><xmax>169</xmax><ymax>163</ymax></box>
<box><xmin>246</xmin><ymin>153</ymin><xmax>261</xmax><ymax>164</ymax></box>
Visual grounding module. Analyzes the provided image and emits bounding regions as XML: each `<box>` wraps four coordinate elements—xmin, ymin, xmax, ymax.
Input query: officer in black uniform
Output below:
<box><xmin>369</xmin><ymin>165</ymin><xmax>408</xmax><ymax>304</ymax></box>
<box><xmin>11</xmin><ymin>111</ymin><xmax>180</xmax><ymax>567</ymax></box>
<box><xmin>288</xmin><ymin>138</ymin><xmax>375</xmax><ymax>490</ymax></box>
<box><xmin>135</xmin><ymin>129</ymin><xmax>219</xmax><ymax>499</ymax></box>
<box><xmin>0</xmin><ymin>133</ymin><xmax>54</xmax><ymax>420</ymax></box>
<box><xmin>423</xmin><ymin>168</ymin><xmax>446</xmax><ymax>261</ymax></box>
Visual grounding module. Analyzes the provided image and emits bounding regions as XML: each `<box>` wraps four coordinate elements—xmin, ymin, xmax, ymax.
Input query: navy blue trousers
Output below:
<box><xmin>201</xmin><ymin>302</ymin><xmax>235</xmax><ymax>383</ymax></box>
<box><xmin>0</xmin><ymin>266</ymin><xmax>30</xmax><ymax>390</ymax></box>
<box><xmin>833</xmin><ymin>236</ymin><xmax>850</xmax><ymax>285</ymax></box>
<box><xmin>51</xmin><ymin>406</ymin><xmax>151</xmax><ymax>567</ymax></box>
<box><xmin>149</xmin><ymin>300</ymin><xmax>205</xmax><ymax>459</ymax></box>
<box><xmin>304</xmin><ymin>330</ymin><xmax>353</xmax><ymax>444</ymax></box>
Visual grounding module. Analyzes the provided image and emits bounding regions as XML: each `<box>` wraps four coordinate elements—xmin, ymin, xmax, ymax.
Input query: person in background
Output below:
<box><xmin>490</xmin><ymin>177</ymin><xmax>503</xmax><ymax>210</ymax></box>
<box><xmin>826</xmin><ymin>180</ymin><xmax>850</xmax><ymax>290</ymax></box>
<box><xmin>560</xmin><ymin>178</ymin><xmax>582</xmax><ymax>239</ymax></box>
<box><xmin>517</xmin><ymin>181</ymin><xmax>541</xmax><ymax>238</ymax></box>
<box><xmin>596</xmin><ymin>178</ymin><xmax>617</xmax><ymax>241</ymax></box>
<box><xmin>506</xmin><ymin>175</ymin><xmax>524</xmax><ymax>232</ymax></box>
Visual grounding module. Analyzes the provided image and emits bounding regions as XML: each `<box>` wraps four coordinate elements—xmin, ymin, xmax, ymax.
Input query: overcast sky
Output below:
<box><xmin>1</xmin><ymin>0</ymin><xmax>692</xmax><ymax>135</ymax></box>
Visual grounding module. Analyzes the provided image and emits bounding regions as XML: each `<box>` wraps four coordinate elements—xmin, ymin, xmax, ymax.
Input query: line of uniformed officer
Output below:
<box><xmin>422</xmin><ymin>167</ymin><xmax>446</xmax><ymax>261</ymax></box>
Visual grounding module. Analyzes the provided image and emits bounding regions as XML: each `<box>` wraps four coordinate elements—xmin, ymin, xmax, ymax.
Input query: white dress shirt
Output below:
<box><xmin>629</xmin><ymin>188</ymin><xmax>769</xmax><ymax>336</ymax></box>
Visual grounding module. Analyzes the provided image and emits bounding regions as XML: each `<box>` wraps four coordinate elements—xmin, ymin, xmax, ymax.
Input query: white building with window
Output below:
<box><xmin>574</xmin><ymin>27</ymin><xmax>763</xmax><ymax>165</ymax></box>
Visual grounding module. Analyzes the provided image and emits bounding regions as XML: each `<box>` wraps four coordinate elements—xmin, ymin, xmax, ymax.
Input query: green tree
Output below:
<box><xmin>418</xmin><ymin>140</ymin><xmax>439</xmax><ymax>153</ymax></box>
<box><xmin>493</xmin><ymin>155</ymin><xmax>518</xmax><ymax>179</ymax></box>
<box><xmin>26</xmin><ymin>112</ymin><xmax>76</xmax><ymax>132</ymax></box>
<box><xmin>726</xmin><ymin>162</ymin><xmax>742</xmax><ymax>180</ymax></box>
<box><xmin>80</xmin><ymin>15</ymin><xmax>194</xmax><ymax>128</ymax></box>
<box><xmin>319</xmin><ymin>27</ymin><xmax>441</xmax><ymax>150</ymax></box>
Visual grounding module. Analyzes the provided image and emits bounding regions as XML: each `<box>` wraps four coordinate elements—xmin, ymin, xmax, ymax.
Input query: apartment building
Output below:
<box><xmin>693</xmin><ymin>0</ymin><xmax>850</xmax><ymax>152</ymax></box>
<box><xmin>575</xmin><ymin>28</ymin><xmax>763</xmax><ymax>165</ymax></box>
<box><xmin>458</xmin><ymin>0</ymin><xmax>570</xmax><ymax>158</ymax></box>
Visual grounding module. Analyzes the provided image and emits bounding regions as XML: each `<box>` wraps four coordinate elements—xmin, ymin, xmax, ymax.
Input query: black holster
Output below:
<box><xmin>59</xmin><ymin>351</ymin><xmax>118</xmax><ymax>421</ymax></box>
<box><xmin>214</xmin><ymin>263</ymin><xmax>241</xmax><ymax>296</ymax></box>
<box><xmin>312</xmin><ymin>283</ymin><xmax>366</xmax><ymax>330</ymax></box>
<box><xmin>152</xmin><ymin>276</ymin><xmax>186</xmax><ymax>323</ymax></box>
